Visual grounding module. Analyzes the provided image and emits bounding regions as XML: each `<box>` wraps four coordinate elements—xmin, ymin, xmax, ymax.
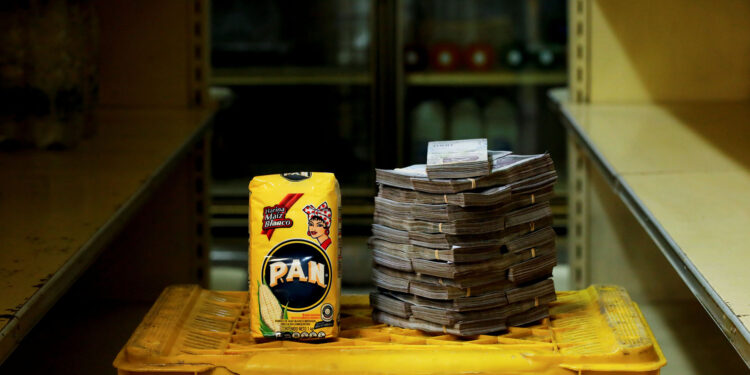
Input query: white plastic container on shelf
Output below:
<box><xmin>484</xmin><ymin>97</ymin><xmax>519</xmax><ymax>152</ymax></box>
<box><xmin>449</xmin><ymin>98</ymin><xmax>482</xmax><ymax>140</ymax></box>
<box><xmin>410</xmin><ymin>101</ymin><xmax>447</xmax><ymax>163</ymax></box>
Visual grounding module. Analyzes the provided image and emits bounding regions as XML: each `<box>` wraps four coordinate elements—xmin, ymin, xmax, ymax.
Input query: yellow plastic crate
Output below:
<box><xmin>113</xmin><ymin>285</ymin><xmax>666</xmax><ymax>375</ymax></box>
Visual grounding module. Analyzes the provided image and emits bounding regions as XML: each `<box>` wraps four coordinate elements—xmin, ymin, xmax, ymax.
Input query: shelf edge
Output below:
<box><xmin>548</xmin><ymin>88</ymin><xmax>750</xmax><ymax>369</ymax></box>
<box><xmin>0</xmin><ymin>109</ymin><xmax>215</xmax><ymax>366</ymax></box>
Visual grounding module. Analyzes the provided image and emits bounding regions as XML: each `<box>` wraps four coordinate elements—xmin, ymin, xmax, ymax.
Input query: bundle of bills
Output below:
<box><xmin>378</xmin><ymin>184</ymin><xmax>512</xmax><ymax>207</ymax></box>
<box><xmin>425</xmin><ymin>139</ymin><xmax>516</xmax><ymax>179</ymax></box>
<box><xmin>376</xmin><ymin>153</ymin><xmax>555</xmax><ymax>194</ymax></box>
<box><xmin>370</xmin><ymin>146</ymin><xmax>559</xmax><ymax>336</ymax></box>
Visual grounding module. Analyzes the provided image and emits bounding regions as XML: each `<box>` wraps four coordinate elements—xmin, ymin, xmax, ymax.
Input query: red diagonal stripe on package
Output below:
<box><xmin>262</xmin><ymin>193</ymin><xmax>304</xmax><ymax>240</ymax></box>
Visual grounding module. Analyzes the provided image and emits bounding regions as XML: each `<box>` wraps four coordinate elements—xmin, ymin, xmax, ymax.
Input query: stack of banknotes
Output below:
<box><xmin>370</xmin><ymin>142</ymin><xmax>559</xmax><ymax>336</ymax></box>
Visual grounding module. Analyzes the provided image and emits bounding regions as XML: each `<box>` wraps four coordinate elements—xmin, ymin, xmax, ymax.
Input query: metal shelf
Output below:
<box><xmin>0</xmin><ymin>108</ymin><xmax>213</xmax><ymax>365</ymax></box>
<box><xmin>549</xmin><ymin>88</ymin><xmax>750</xmax><ymax>368</ymax></box>
<box><xmin>211</xmin><ymin>67</ymin><xmax>372</xmax><ymax>86</ymax></box>
<box><xmin>406</xmin><ymin>70</ymin><xmax>567</xmax><ymax>86</ymax></box>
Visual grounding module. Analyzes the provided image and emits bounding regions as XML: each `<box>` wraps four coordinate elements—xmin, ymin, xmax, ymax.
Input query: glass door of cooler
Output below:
<box><xmin>211</xmin><ymin>0</ymin><xmax>374</xmax><ymax>189</ymax></box>
<box><xmin>395</xmin><ymin>0</ymin><xmax>571</xmax><ymax>276</ymax></box>
<box><xmin>397</xmin><ymin>0</ymin><xmax>568</xmax><ymax>167</ymax></box>
<box><xmin>209</xmin><ymin>0</ymin><xmax>376</xmax><ymax>289</ymax></box>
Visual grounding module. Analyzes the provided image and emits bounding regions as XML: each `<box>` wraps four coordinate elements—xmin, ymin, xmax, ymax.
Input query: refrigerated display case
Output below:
<box><xmin>392</xmin><ymin>0</ymin><xmax>570</xmax><ymax>271</ymax></box>
<box><xmin>207</xmin><ymin>0</ymin><xmax>569</xmax><ymax>288</ymax></box>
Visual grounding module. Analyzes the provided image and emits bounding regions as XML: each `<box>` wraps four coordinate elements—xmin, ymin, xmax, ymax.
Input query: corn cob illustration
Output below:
<box><xmin>259</xmin><ymin>284</ymin><xmax>282</xmax><ymax>332</ymax></box>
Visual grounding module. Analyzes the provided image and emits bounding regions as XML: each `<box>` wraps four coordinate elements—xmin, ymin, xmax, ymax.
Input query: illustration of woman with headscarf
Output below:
<box><xmin>303</xmin><ymin>202</ymin><xmax>332</xmax><ymax>250</ymax></box>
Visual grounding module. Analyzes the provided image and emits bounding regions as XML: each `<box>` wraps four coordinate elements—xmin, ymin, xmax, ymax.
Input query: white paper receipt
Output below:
<box><xmin>427</xmin><ymin>139</ymin><xmax>488</xmax><ymax>165</ymax></box>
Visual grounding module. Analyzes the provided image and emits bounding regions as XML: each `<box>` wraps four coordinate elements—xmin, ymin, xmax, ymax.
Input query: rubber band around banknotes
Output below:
<box><xmin>444</xmin><ymin>194</ymin><xmax>449</xmax><ymax>204</ymax></box>
<box><xmin>435</xmin><ymin>249</ymin><xmax>439</xmax><ymax>260</ymax></box>
<box><xmin>531</xmin><ymin>193</ymin><xmax>535</xmax><ymax>204</ymax></box>
<box><xmin>531</xmin><ymin>248</ymin><xmax>536</xmax><ymax>258</ymax></box>
<box><xmin>469</xmin><ymin>178</ymin><xmax>476</xmax><ymax>189</ymax></box>
<box><xmin>438</xmin><ymin>223</ymin><xmax>443</xmax><ymax>233</ymax></box>
<box><xmin>534</xmin><ymin>297</ymin><xmax>539</xmax><ymax>307</ymax></box>
<box><xmin>466</xmin><ymin>287</ymin><xmax>471</xmax><ymax>297</ymax></box>
<box><xmin>530</xmin><ymin>221</ymin><xmax>535</xmax><ymax>231</ymax></box>
<box><xmin>438</xmin><ymin>278</ymin><xmax>444</xmax><ymax>285</ymax></box>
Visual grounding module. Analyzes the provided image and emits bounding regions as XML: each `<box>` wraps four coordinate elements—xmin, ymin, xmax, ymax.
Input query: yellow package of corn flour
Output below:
<box><xmin>249</xmin><ymin>172</ymin><xmax>341</xmax><ymax>340</ymax></box>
